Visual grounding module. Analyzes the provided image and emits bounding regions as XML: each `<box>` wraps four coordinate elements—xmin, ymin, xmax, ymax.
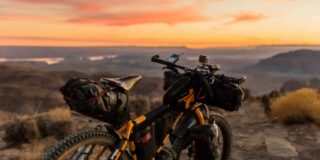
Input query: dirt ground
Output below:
<box><xmin>0</xmin><ymin>102</ymin><xmax>319</xmax><ymax>160</ymax></box>
<box><xmin>227</xmin><ymin>102</ymin><xmax>320</xmax><ymax>160</ymax></box>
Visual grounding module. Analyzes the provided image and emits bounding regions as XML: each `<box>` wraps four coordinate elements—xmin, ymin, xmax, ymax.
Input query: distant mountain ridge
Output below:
<box><xmin>250</xmin><ymin>49</ymin><xmax>320</xmax><ymax>75</ymax></box>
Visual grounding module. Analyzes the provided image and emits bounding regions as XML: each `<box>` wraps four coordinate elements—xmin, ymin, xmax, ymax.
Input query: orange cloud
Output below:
<box><xmin>12</xmin><ymin>0</ymin><xmax>180</xmax><ymax>13</ymax></box>
<box><xmin>9</xmin><ymin>0</ymin><xmax>206</xmax><ymax>25</ymax></box>
<box><xmin>227</xmin><ymin>12</ymin><xmax>266</xmax><ymax>24</ymax></box>
<box><xmin>69</xmin><ymin>6</ymin><xmax>207</xmax><ymax>26</ymax></box>
<box><xmin>0</xmin><ymin>14</ymin><xmax>58</xmax><ymax>22</ymax></box>
<box><xmin>13</xmin><ymin>0</ymin><xmax>109</xmax><ymax>13</ymax></box>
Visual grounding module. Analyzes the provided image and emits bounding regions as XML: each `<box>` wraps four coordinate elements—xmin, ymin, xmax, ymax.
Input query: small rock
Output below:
<box><xmin>305</xmin><ymin>136</ymin><xmax>313</xmax><ymax>141</ymax></box>
<box><xmin>288</xmin><ymin>136</ymin><xmax>297</xmax><ymax>142</ymax></box>
<box><xmin>246</xmin><ymin>132</ymin><xmax>265</xmax><ymax>149</ymax></box>
<box><xmin>0</xmin><ymin>142</ymin><xmax>7</xmax><ymax>149</ymax></box>
<box><xmin>266</xmin><ymin>137</ymin><xmax>298</xmax><ymax>158</ymax></box>
<box><xmin>231</xmin><ymin>150</ymin><xmax>244</xmax><ymax>160</ymax></box>
<box><xmin>237</xmin><ymin>133</ymin><xmax>251</xmax><ymax>138</ymax></box>
<box><xmin>316</xmin><ymin>132</ymin><xmax>320</xmax><ymax>144</ymax></box>
<box><xmin>235</xmin><ymin>140</ymin><xmax>245</xmax><ymax>148</ymax></box>
<box><xmin>264</xmin><ymin>127</ymin><xmax>288</xmax><ymax>138</ymax></box>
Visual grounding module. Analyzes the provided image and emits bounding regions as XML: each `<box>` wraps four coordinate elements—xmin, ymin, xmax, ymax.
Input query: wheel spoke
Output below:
<box><xmin>82</xmin><ymin>145</ymin><xmax>96</xmax><ymax>160</ymax></box>
<box><xmin>70</xmin><ymin>146</ymin><xmax>87</xmax><ymax>160</ymax></box>
<box><xmin>91</xmin><ymin>145</ymin><xmax>107</xmax><ymax>160</ymax></box>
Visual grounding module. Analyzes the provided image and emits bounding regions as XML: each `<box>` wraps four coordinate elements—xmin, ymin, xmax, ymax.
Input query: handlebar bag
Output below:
<box><xmin>60</xmin><ymin>78</ymin><xmax>129</xmax><ymax>126</ymax></box>
<box><xmin>163</xmin><ymin>75</ymin><xmax>191</xmax><ymax>109</ymax></box>
<box><xmin>203</xmin><ymin>75</ymin><xmax>244</xmax><ymax>111</ymax></box>
<box><xmin>163</xmin><ymin>70</ymin><xmax>182</xmax><ymax>90</ymax></box>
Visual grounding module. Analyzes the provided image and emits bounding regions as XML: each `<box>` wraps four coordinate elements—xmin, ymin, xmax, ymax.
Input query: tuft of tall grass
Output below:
<box><xmin>271</xmin><ymin>88</ymin><xmax>320</xmax><ymax>125</ymax></box>
<box><xmin>3</xmin><ymin>108</ymin><xmax>73</xmax><ymax>143</ymax></box>
<box><xmin>48</xmin><ymin>107</ymin><xmax>71</xmax><ymax>121</ymax></box>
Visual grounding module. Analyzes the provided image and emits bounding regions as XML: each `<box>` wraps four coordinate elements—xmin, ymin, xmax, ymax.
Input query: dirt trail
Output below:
<box><xmin>226</xmin><ymin>102</ymin><xmax>320</xmax><ymax>160</ymax></box>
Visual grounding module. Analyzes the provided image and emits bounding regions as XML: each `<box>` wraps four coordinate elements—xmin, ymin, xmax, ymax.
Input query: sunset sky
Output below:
<box><xmin>0</xmin><ymin>0</ymin><xmax>319</xmax><ymax>48</ymax></box>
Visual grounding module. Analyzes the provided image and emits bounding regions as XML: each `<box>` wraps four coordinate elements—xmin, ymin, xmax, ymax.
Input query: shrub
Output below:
<box><xmin>3</xmin><ymin>108</ymin><xmax>73</xmax><ymax>143</ymax></box>
<box><xmin>4</xmin><ymin>119</ymin><xmax>41</xmax><ymax>143</ymax></box>
<box><xmin>271</xmin><ymin>88</ymin><xmax>320</xmax><ymax>125</ymax></box>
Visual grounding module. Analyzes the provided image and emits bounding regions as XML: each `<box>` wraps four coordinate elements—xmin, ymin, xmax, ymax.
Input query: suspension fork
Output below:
<box><xmin>191</xmin><ymin>103</ymin><xmax>209</xmax><ymax>125</ymax></box>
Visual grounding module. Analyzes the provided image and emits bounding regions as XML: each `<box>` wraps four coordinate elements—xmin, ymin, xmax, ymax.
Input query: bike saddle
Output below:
<box><xmin>101</xmin><ymin>74</ymin><xmax>142</xmax><ymax>91</ymax></box>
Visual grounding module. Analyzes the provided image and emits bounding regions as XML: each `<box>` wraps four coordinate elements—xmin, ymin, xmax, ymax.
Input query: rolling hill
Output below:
<box><xmin>250</xmin><ymin>49</ymin><xmax>320</xmax><ymax>75</ymax></box>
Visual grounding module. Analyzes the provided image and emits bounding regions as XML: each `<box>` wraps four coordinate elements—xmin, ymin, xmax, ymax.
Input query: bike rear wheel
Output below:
<box><xmin>42</xmin><ymin>129</ymin><xmax>129</xmax><ymax>160</ymax></box>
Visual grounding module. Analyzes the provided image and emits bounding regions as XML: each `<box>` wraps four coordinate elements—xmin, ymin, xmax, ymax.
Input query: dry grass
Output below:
<box><xmin>48</xmin><ymin>107</ymin><xmax>71</xmax><ymax>121</ymax></box>
<box><xmin>3</xmin><ymin>108</ymin><xmax>73</xmax><ymax>143</ymax></box>
<box><xmin>271</xmin><ymin>88</ymin><xmax>320</xmax><ymax>125</ymax></box>
<box><xmin>20</xmin><ymin>141</ymin><xmax>46</xmax><ymax>159</ymax></box>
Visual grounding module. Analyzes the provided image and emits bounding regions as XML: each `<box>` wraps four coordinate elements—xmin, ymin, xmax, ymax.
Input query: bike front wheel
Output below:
<box><xmin>42</xmin><ymin>128</ymin><xmax>129</xmax><ymax>160</ymax></box>
<box><xmin>183</xmin><ymin>113</ymin><xmax>232</xmax><ymax>160</ymax></box>
<box><xmin>209</xmin><ymin>113</ymin><xmax>233</xmax><ymax>160</ymax></box>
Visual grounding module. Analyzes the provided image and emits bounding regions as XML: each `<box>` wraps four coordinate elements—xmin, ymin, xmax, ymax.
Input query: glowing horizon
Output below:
<box><xmin>0</xmin><ymin>0</ymin><xmax>319</xmax><ymax>48</ymax></box>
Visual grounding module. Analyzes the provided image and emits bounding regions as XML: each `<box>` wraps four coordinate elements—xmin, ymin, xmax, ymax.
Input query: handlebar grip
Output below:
<box><xmin>151</xmin><ymin>55</ymin><xmax>160</xmax><ymax>62</ymax></box>
<box><xmin>151</xmin><ymin>54</ymin><xmax>190</xmax><ymax>71</ymax></box>
<box><xmin>151</xmin><ymin>55</ymin><xmax>172</xmax><ymax>66</ymax></box>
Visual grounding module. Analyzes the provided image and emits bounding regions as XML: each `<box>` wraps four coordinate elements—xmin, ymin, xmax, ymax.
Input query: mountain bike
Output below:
<box><xmin>42</xmin><ymin>54</ymin><xmax>245</xmax><ymax>160</ymax></box>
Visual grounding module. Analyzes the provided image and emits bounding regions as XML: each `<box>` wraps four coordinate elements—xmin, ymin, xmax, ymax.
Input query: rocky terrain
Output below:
<box><xmin>0</xmin><ymin>101</ymin><xmax>318</xmax><ymax>159</ymax></box>
<box><xmin>227</xmin><ymin>102</ymin><xmax>320</xmax><ymax>160</ymax></box>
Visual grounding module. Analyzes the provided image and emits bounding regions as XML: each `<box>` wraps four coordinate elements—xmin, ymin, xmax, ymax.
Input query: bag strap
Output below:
<box><xmin>64</xmin><ymin>79</ymin><xmax>109</xmax><ymax>104</ymax></box>
<box><xmin>64</xmin><ymin>89</ymin><xmax>107</xmax><ymax>104</ymax></box>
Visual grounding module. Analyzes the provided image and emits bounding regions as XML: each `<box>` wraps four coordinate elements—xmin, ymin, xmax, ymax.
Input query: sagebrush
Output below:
<box><xmin>271</xmin><ymin>88</ymin><xmax>320</xmax><ymax>125</ymax></box>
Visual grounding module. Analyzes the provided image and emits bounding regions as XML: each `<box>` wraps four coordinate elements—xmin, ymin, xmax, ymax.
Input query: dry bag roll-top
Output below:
<box><xmin>202</xmin><ymin>74</ymin><xmax>245</xmax><ymax>111</ymax></box>
<box><xmin>60</xmin><ymin>78</ymin><xmax>129</xmax><ymax>126</ymax></box>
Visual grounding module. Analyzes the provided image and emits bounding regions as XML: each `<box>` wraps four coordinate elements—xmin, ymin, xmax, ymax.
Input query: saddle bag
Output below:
<box><xmin>201</xmin><ymin>74</ymin><xmax>245</xmax><ymax>111</ymax></box>
<box><xmin>60</xmin><ymin>78</ymin><xmax>129</xmax><ymax>126</ymax></box>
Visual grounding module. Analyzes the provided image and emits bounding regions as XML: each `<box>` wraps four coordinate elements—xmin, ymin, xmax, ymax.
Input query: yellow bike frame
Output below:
<box><xmin>95</xmin><ymin>89</ymin><xmax>207</xmax><ymax>160</ymax></box>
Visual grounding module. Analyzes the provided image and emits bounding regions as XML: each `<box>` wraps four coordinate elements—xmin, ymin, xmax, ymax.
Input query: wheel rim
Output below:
<box><xmin>211</xmin><ymin>122</ymin><xmax>224</xmax><ymax>160</ymax></box>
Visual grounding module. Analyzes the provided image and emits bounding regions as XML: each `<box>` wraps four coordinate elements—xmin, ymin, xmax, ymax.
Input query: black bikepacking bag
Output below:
<box><xmin>60</xmin><ymin>78</ymin><xmax>129</xmax><ymax>126</ymax></box>
<box><xmin>201</xmin><ymin>74</ymin><xmax>245</xmax><ymax>111</ymax></box>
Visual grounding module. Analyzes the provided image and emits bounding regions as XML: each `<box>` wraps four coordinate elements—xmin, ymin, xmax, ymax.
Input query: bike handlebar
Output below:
<box><xmin>152</xmin><ymin>54</ymin><xmax>215</xmax><ymax>99</ymax></box>
<box><xmin>151</xmin><ymin>55</ymin><xmax>190</xmax><ymax>71</ymax></box>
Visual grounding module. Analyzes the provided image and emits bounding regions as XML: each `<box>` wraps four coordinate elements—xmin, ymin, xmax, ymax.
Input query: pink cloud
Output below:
<box><xmin>227</xmin><ymin>12</ymin><xmax>266</xmax><ymax>24</ymax></box>
<box><xmin>13</xmin><ymin>0</ymin><xmax>109</xmax><ymax>13</ymax></box>
<box><xmin>4</xmin><ymin>0</ymin><xmax>207</xmax><ymax>26</ymax></box>
<box><xmin>12</xmin><ymin>0</ymin><xmax>179</xmax><ymax>13</ymax></box>
<box><xmin>68</xmin><ymin>5</ymin><xmax>207</xmax><ymax>26</ymax></box>
<box><xmin>0</xmin><ymin>14</ymin><xmax>57</xmax><ymax>22</ymax></box>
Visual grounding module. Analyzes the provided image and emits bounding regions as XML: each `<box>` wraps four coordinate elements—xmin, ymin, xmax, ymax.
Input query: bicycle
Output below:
<box><xmin>42</xmin><ymin>54</ymin><xmax>246</xmax><ymax>160</ymax></box>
